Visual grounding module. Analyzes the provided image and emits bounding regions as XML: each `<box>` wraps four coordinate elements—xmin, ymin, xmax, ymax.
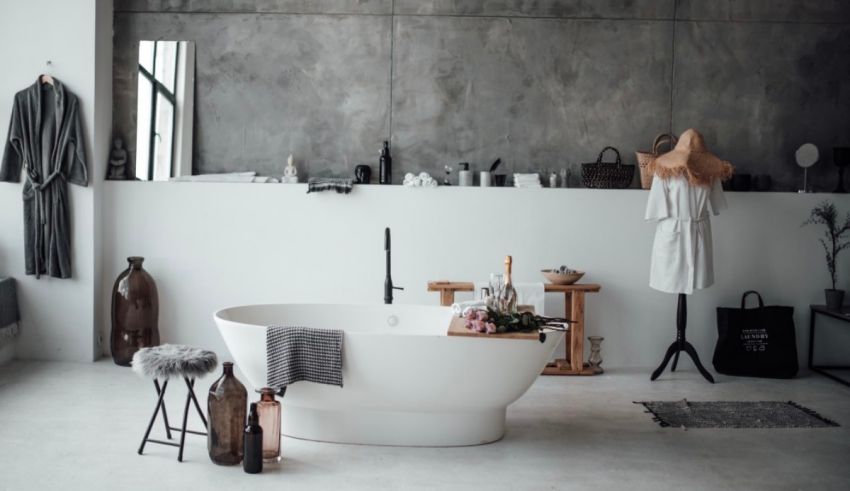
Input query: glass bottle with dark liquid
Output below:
<box><xmin>379</xmin><ymin>141</ymin><xmax>392</xmax><ymax>184</ymax></box>
<box><xmin>243</xmin><ymin>403</ymin><xmax>263</xmax><ymax>474</ymax></box>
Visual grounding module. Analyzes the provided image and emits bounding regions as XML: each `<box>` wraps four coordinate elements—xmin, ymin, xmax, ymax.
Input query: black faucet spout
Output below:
<box><xmin>384</xmin><ymin>227</ymin><xmax>403</xmax><ymax>304</ymax></box>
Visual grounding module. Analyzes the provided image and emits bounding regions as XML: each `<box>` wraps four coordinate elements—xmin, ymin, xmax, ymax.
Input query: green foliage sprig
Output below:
<box><xmin>803</xmin><ymin>201</ymin><xmax>850</xmax><ymax>290</ymax></box>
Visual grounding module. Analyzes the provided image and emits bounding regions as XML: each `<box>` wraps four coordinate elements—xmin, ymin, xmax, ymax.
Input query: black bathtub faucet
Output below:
<box><xmin>384</xmin><ymin>227</ymin><xmax>404</xmax><ymax>304</ymax></box>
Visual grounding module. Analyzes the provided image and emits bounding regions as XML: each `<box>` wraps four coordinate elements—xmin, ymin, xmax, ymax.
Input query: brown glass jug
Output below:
<box><xmin>110</xmin><ymin>256</ymin><xmax>159</xmax><ymax>366</ymax></box>
<box><xmin>257</xmin><ymin>388</ymin><xmax>281</xmax><ymax>463</ymax></box>
<box><xmin>208</xmin><ymin>362</ymin><xmax>248</xmax><ymax>465</ymax></box>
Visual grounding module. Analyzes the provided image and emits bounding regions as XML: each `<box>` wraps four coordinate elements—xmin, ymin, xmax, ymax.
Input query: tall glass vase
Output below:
<box><xmin>208</xmin><ymin>362</ymin><xmax>247</xmax><ymax>465</ymax></box>
<box><xmin>257</xmin><ymin>388</ymin><xmax>282</xmax><ymax>463</ymax></box>
<box><xmin>110</xmin><ymin>256</ymin><xmax>159</xmax><ymax>366</ymax></box>
<box><xmin>587</xmin><ymin>336</ymin><xmax>604</xmax><ymax>374</ymax></box>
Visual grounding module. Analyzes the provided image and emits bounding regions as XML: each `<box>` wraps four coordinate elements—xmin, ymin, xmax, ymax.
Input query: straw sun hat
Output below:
<box><xmin>648</xmin><ymin>129</ymin><xmax>734</xmax><ymax>187</ymax></box>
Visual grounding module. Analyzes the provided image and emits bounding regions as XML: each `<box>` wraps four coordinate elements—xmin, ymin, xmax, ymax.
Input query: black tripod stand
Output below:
<box><xmin>651</xmin><ymin>293</ymin><xmax>715</xmax><ymax>383</ymax></box>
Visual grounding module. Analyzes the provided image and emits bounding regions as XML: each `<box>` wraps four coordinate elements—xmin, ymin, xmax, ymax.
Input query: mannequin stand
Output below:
<box><xmin>651</xmin><ymin>293</ymin><xmax>715</xmax><ymax>383</ymax></box>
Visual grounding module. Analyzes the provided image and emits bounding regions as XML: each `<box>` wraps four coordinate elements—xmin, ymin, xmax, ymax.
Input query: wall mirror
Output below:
<box><xmin>134</xmin><ymin>40</ymin><xmax>195</xmax><ymax>181</ymax></box>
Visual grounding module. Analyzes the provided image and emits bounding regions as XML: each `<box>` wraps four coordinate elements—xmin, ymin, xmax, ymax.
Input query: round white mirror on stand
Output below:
<box><xmin>795</xmin><ymin>143</ymin><xmax>819</xmax><ymax>193</ymax></box>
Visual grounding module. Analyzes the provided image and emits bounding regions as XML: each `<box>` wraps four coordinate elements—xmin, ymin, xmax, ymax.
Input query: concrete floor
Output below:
<box><xmin>0</xmin><ymin>361</ymin><xmax>848</xmax><ymax>491</ymax></box>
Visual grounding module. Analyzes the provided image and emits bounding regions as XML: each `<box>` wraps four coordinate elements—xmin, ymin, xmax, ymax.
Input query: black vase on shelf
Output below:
<box><xmin>730</xmin><ymin>173</ymin><xmax>752</xmax><ymax>192</ymax></box>
<box><xmin>110</xmin><ymin>257</ymin><xmax>159</xmax><ymax>366</ymax></box>
<box><xmin>354</xmin><ymin>164</ymin><xmax>371</xmax><ymax>184</ymax></box>
<box><xmin>208</xmin><ymin>362</ymin><xmax>248</xmax><ymax>466</ymax></box>
<box><xmin>825</xmin><ymin>289</ymin><xmax>845</xmax><ymax>311</ymax></box>
<box><xmin>753</xmin><ymin>175</ymin><xmax>772</xmax><ymax>192</ymax></box>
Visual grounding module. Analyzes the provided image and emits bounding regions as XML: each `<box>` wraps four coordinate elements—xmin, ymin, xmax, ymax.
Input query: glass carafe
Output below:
<box><xmin>257</xmin><ymin>388</ymin><xmax>282</xmax><ymax>463</ymax></box>
<box><xmin>208</xmin><ymin>362</ymin><xmax>247</xmax><ymax>465</ymax></box>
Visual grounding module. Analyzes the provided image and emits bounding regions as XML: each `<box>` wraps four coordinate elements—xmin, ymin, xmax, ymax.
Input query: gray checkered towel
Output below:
<box><xmin>266</xmin><ymin>326</ymin><xmax>344</xmax><ymax>390</ymax></box>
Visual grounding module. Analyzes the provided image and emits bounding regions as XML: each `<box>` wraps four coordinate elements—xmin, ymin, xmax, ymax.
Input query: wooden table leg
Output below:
<box><xmin>564</xmin><ymin>292</ymin><xmax>573</xmax><ymax>364</ymax></box>
<box><xmin>542</xmin><ymin>291</ymin><xmax>597</xmax><ymax>375</ymax></box>
<box><xmin>570</xmin><ymin>291</ymin><xmax>585</xmax><ymax>372</ymax></box>
<box><xmin>440</xmin><ymin>289</ymin><xmax>456</xmax><ymax>307</ymax></box>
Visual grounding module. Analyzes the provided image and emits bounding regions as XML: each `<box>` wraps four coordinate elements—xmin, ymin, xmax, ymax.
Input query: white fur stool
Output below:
<box><xmin>132</xmin><ymin>344</ymin><xmax>218</xmax><ymax>462</ymax></box>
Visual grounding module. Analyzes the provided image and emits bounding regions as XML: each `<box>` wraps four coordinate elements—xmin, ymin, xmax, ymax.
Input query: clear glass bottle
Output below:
<box><xmin>257</xmin><ymin>388</ymin><xmax>282</xmax><ymax>463</ymax></box>
<box><xmin>498</xmin><ymin>256</ymin><xmax>518</xmax><ymax>314</ymax></box>
<box><xmin>208</xmin><ymin>362</ymin><xmax>247</xmax><ymax>465</ymax></box>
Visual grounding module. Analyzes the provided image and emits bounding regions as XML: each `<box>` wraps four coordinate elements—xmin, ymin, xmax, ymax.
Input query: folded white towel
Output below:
<box><xmin>475</xmin><ymin>281</ymin><xmax>545</xmax><ymax>315</ymax></box>
<box><xmin>513</xmin><ymin>173</ymin><xmax>542</xmax><ymax>188</ymax></box>
<box><xmin>451</xmin><ymin>299</ymin><xmax>488</xmax><ymax>316</ymax></box>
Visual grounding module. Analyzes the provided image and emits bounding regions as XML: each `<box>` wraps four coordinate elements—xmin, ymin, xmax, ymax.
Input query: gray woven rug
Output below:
<box><xmin>636</xmin><ymin>400</ymin><xmax>839</xmax><ymax>428</ymax></box>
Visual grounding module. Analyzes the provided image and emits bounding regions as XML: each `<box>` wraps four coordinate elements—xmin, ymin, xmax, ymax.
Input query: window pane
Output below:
<box><xmin>135</xmin><ymin>75</ymin><xmax>152</xmax><ymax>181</ymax></box>
<box><xmin>139</xmin><ymin>40</ymin><xmax>154</xmax><ymax>74</ymax></box>
<box><xmin>152</xmin><ymin>93</ymin><xmax>174</xmax><ymax>181</ymax></box>
<box><xmin>154</xmin><ymin>41</ymin><xmax>177</xmax><ymax>93</ymax></box>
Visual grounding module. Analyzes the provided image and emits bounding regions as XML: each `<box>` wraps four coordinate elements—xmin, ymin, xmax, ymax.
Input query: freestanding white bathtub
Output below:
<box><xmin>214</xmin><ymin>303</ymin><xmax>562</xmax><ymax>446</ymax></box>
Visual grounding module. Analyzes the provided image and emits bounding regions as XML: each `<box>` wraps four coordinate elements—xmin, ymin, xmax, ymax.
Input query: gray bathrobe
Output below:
<box><xmin>0</xmin><ymin>78</ymin><xmax>88</xmax><ymax>279</ymax></box>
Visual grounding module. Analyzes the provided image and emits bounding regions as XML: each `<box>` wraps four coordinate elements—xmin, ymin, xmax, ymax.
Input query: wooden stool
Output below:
<box><xmin>132</xmin><ymin>345</ymin><xmax>218</xmax><ymax>461</ymax></box>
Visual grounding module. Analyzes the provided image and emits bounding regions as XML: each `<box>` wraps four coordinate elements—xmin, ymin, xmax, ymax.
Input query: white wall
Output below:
<box><xmin>0</xmin><ymin>0</ymin><xmax>111</xmax><ymax>362</ymax></box>
<box><xmin>100</xmin><ymin>184</ymin><xmax>850</xmax><ymax>369</ymax></box>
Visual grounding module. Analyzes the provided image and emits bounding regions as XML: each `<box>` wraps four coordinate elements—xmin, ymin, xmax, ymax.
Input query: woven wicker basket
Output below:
<box><xmin>581</xmin><ymin>146</ymin><xmax>634</xmax><ymax>189</ymax></box>
<box><xmin>636</xmin><ymin>133</ymin><xmax>678</xmax><ymax>190</ymax></box>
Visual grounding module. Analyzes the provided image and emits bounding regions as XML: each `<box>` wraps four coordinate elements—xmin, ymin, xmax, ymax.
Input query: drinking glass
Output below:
<box><xmin>489</xmin><ymin>273</ymin><xmax>504</xmax><ymax>300</ymax></box>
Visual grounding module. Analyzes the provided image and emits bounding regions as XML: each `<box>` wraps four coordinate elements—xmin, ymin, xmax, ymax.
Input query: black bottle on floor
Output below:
<box><xmin>379</xmin><ymin>141</ymin><xmax>392</xmax><ymax>184</ymax></box>
<box><xmin>243</xmin><ymin>403</ymin><xmax>263</xmax><ymax>474</ymax></box>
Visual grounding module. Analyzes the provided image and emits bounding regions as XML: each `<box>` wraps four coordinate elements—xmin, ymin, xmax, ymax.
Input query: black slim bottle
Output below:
<box><xmin>379</xmin><ymin>141</ymin><xmax>392</xmax><ymax>184</ymax></box>
<box><xmin>243</xmin><ymin>403</ymin><xmax>263</xmax><ymax>474</ymax></box>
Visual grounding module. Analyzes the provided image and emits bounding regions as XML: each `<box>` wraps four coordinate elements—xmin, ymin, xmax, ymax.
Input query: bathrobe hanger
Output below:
<box><xmin>40</xmin><ymin>60</ymin><xmax>54</xmax><ymax>85</ymax></box>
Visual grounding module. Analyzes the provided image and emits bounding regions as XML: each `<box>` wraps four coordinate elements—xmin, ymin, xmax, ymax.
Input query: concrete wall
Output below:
<box><xmin>100</xmin><ymin>183</ymin><xmax>850</xmax><ymax>369</ymax></box>
<box><xmin>113</xmin><ymin>0</ymin><xmax>850</xmax><ymax>191</ymax></box>
<box><xmin>0</xmin><ymin>0</ymin><xmax>112</xmax><ymax>362</ymax></box>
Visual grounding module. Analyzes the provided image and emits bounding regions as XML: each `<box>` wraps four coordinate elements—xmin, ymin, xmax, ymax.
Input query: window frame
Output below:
<box><xmin>137</xmin><ymin>41</ymin><xmax>179</xmax><ymax>181</ymax></box>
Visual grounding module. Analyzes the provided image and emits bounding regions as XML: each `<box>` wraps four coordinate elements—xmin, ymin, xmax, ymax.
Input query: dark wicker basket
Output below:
<box><xmin>581</xmin><ymin>146</ymin><xmax>635</xmax><ymax>189</ymax></box>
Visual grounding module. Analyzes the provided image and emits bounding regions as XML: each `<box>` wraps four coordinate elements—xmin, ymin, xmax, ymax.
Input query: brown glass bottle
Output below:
<box><xmin>257</xmin><ymin>388</ymin><xmax>281</xmax><ymax>463</ymax></box>
<box><xmin>110</xmin><ymin>256</ymin><xmax>159</xmax><ymax>366</ymax></box>
<box><xmin>208</xmin><ymin>362</ymin><xmax>247</xmax><ymax>465</ymax></box>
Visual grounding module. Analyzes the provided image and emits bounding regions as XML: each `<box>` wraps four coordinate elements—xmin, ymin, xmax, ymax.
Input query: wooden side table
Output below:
<box><xmin>427</xmin><ymin>281</ymin><xmax>602</xmax><ymax>376</ymax></box>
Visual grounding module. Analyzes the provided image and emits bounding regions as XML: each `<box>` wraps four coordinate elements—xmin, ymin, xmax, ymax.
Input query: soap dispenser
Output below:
<box><xmin>458</xmin><ymin>163</ymin><xmax>472</xmax><ymax>186</ymax></box>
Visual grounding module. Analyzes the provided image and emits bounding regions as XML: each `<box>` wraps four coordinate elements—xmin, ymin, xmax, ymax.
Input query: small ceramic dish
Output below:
<box><xmin>541</xmin><ymin>270</ymin><xmax>585</xmax><ymax>285</ymax></box>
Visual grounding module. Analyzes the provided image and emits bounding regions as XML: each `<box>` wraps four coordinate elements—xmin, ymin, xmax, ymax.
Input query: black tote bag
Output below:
<box><xmin>713</xmin><ymin>291</ymin><xmax>798</xmax><ymax>378</ymax></box>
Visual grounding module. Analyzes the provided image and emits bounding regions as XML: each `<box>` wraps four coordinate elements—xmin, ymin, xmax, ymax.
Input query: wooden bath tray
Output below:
<box><xmin>429</xmin><ymin>280</ymin><xmax>602</xmax><ymax>375</ymax></box>
<box><xmin>447</xmin><ymin>316</ymin><xmax>540</xmax><ymax>340</ymax></box>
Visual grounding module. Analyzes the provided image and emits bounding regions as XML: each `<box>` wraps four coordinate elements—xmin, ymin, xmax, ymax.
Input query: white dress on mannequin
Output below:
<box><xmin>645</xmin><ymin>175</ymin><xmax>727</xmax><ymax>294</ymax></box>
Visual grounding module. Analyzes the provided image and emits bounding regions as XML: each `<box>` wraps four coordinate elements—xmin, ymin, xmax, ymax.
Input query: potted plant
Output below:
<box><xmin>803</xmin><ymin>201</ymin><xmax>850</xmax><ymax>310</ymax></box>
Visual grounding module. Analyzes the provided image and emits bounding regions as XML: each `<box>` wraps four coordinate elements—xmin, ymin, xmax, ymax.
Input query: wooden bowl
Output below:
<box><xmin>541</xmin><ymin>270</ymin><xmax>585</xmax><ymax>285</ymax></box>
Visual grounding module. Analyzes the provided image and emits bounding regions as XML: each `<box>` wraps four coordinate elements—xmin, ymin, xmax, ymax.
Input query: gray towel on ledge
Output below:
<box><xmin>0</xmin><ymin>277</ymin><xmax>20</xmax><ymax>342</ymax></box>
<box><xmin>267</xmin><ymin>326</ymin><xmax>344</xmax><ymax>390</ymax></box>
<box><xmin>306</xmin><ymin>177</ymin><xmax>353</xmax><ymax>194</ymax></box>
